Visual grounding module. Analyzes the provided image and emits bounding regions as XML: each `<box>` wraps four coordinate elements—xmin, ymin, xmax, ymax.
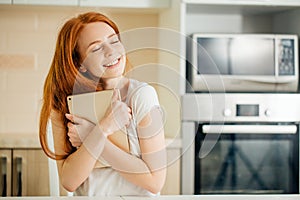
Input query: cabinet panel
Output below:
<box><xmin>0</xmin><ymin>150</ymin><xmax>11</xmax><ymax>196</ymax></box>
<box><xmin>183</xmin><ymin>0</ymin><xmax>300</xmax><ymax>6</ymax></box>
<box><xmin>0</xmin><ymin>0</ymin><xmax>11</xmax><ymax>4</ymax></box>
<box><xmin>12</xmin><ymin>149</ymin><xmax>49</xmax><ymax>196</ymax></box>
<box><xmin>0</xmin><ymin>149</ymin><xmax>50</xmax><ymax>196</ymax></box>
<box><xmin>161</xmin><ymin>148</ymin><xmax>181</xmax><ymax>195</ymax></box>
<box><xmin>79</xmin><ymin>0</ymin><xmax>170</xmax><ymax>8</ymax></box>
<box><xmin>13</xmin><ymin>0</ymin><xmax>78</xmax><ymax>6</ymax></box>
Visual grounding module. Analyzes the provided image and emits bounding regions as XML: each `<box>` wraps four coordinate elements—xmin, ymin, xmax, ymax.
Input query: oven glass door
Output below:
<box><xmin>195</xmin><ymin>124</ymin><xmax>299</xmax><ymax>194</ymax></box>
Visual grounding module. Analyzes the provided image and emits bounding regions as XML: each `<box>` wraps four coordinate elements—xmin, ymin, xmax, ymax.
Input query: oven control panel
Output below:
<box><xmin>182</xmin><ymin>93</ymin><xmax>300</xmax><ymax>122</ymax></box>
<box><xmin>223</xmin><ymin>104</ymin><xmax>261</xmax><ymax>117</ymax></box>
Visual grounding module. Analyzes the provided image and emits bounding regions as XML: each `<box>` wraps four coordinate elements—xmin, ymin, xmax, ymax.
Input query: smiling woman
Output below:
<box><xmin>39</xmin><ymin>12</ymin><xmax>166</xmax><ymax>196</ymax></box>
<box><xmin>78</xmin><ymin>23</ymin><xmax>126</xmax><ymax>81</ymax></box>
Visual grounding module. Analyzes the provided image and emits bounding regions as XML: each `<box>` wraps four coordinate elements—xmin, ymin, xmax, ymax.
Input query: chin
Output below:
<box><xmin>101</xmin><ymin>68</ymin><xmax>125</xmax><ymax>79</ymax></box>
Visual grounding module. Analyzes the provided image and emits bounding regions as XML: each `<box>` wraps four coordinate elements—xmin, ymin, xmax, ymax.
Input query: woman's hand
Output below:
<box><xmin>65</xmin><ymin>114</ymin><xmax>95</xmax><ymax>148</ymax></box>
<box><xmin>99</xmin><ymin>89</ymin><xmax>132</xmax><ymax>136</ymax></box>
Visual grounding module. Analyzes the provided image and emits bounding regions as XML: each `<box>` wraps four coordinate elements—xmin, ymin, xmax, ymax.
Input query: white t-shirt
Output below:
<box><xmin>74</xmin><ymin>79</ymin><xmax>160</xmax><ymax>196</ymax></box>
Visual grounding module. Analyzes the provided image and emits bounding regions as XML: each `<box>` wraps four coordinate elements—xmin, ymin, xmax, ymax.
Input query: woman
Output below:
<box><xmin>39</xmin><ymin>11</ymin><xmax>166</xmax><ymax>196</ymax></box>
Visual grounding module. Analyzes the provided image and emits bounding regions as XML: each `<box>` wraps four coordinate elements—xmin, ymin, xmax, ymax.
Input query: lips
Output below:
<box><xmin>103</xmin><ymin>57</ymin><xmax>121</xmax><ymax>68</ymax></box>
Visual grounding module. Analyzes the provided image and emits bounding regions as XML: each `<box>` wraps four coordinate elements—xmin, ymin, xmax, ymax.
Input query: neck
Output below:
<box><xmin>101</xmin><ymin>76</ymin><xmax>124</xmax><ymax>90</ymax></box>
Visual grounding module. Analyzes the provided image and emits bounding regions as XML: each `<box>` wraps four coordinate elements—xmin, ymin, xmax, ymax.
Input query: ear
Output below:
<box><xmin>79</xmin><ymin>65</ymin><xmax>87</xmax><ymax>73</ymax></box>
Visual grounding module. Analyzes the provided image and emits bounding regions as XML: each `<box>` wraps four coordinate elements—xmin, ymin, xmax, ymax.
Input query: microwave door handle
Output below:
<box><xmin>231</xmin><ymin>76</ymin><xmax>296</xmax><ymax>84</ymax></box>
<box><xmin>202</xmin><ymin>124</ymin><xmax>297</xmax><ymax>134</ymax></box>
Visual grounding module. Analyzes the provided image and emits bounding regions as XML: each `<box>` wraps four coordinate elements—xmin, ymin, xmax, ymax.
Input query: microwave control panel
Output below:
<box><xmin>278</xmin><ymin>39</ymin><xmax>295</xmax><ymax>76</ymax></box>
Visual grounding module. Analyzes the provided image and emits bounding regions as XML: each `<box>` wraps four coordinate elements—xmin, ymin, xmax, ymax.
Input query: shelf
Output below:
<box><xmin>13</xmin><ymin>0</ymin><xmax>78</xmax><ymax>6</ymax></box>
<box><xmin>10</xmin><ymin>0</ymin><xmax>170</xmax><ymax>9</ymax></box>
<box><xmin>79</xmin><ymin>0</ymin><xmax>170</xmax><ymax>8</ymax></box>
<box><xmin>186</xmin><ymin>2</ymin><xmax>299</xmax><ymax>15</ymax></box>
<box><xmin>183</xmin><ymin>0</ymin><xmax>300</xmax><ymax>6</ymax></box>
<box><xmin>184</xmin><ymin>1</ymin><xmax>300</xmax><ymax>35</ymax></box>
<box><xmin>0</xmin><ymin>0</ymin><xmax>11</xmax><ymax>4</ymax></box>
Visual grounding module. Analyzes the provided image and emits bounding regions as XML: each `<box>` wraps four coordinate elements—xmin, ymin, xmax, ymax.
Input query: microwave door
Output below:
<box><xmin>230</xmin><ymin>38</ymin><xmax>275</xmax><ymax>76</ymax></box>
<box><xmin>196</xmin><ymin>37</ymin><xmax>275</xmax><ymax>76</ymax></box>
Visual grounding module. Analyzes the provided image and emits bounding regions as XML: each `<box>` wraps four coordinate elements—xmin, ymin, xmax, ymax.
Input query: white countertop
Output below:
<box><xmin>0</xmin><ymin>133</ymin><xmax>41</xmax><ymax>148</ymax></box>
<box><xmin>1</xmin><ymin>195</ymin><xmax>300</xmax><ymax>200</ymax></box>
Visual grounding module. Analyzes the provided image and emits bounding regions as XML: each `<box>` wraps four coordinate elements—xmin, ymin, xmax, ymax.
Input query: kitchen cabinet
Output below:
<box><xmin>0</xmin><ymin>0</ymin><xmax>11</xmax><ymax>4</ymax></box>
<box><xmin>161</xmin><ymin>140</ymin><xmax>182</xmax><ymax>195</ymax></box>
<box><xmin>12</xmin><ymin>0</ymin><xmax>78</xmax><ymax>6</ymax></box>
<box><xmin>79</xmin><ymin>0</ymin><xmax>170</xmax><ymax>8</ymax></box>
<box><xmin>10</xmin><ymin>0</ymin><xmax>170</xmax><ymax>8</ymax></box>
<box><xmin>0</xmin><ymin>149</ymin><xmax>49</xmax><ymax>196</ymax></box>
<box><xmin>184</xmin><ymin>0</ymin><xmax>300</xmax><ymax>6</ymax></box>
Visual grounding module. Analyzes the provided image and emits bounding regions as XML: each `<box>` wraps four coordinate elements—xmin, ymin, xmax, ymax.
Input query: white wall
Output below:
<box><xmin>0</xmin><ymin>5</ymin><xmax>158</xmax><ymax>135</ymax></box>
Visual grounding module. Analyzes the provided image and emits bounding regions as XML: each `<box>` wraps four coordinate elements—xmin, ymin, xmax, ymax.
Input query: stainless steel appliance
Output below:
<box><xmin>181</xmin><ymin>93</ymin><xmax>300</xmax><ymax>194</ymax></box>
<box><xmin>186</xmin><ymin>34</ymin><xmax>298</xmax><ymax>92</ymax></box>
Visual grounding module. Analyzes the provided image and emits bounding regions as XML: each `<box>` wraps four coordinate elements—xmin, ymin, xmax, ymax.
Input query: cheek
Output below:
<box><xmin>82</xmin><ymin>54</ymin><xmax>105</xmax><ymax>72</ymax></box>
<box><xmin>119</xmin><ymin>56</ymin><xmax>127</xmax><ymax>72</ymax></box>
<box><xmin>115</xmin><ymin>43</ymin><xmax>126</xmax><ymax>56</ymax></box>
<box><xmin>89</xmin><ymin>66</ymin><xmax>106</xmax><ymax>76</ymax></box>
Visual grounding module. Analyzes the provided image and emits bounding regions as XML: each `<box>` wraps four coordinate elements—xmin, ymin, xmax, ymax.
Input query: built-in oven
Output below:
<box><xmin>181</xmin><ymin>93</ymin><xmax>300</xmax><ymax>194</ymax></box>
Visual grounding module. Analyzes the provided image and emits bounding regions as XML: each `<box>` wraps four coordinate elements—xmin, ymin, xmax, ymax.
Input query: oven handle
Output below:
<box><xmin>202</xmin><ymin>124</ymin><xmax>297</xmax><ymax>134</ymax></box>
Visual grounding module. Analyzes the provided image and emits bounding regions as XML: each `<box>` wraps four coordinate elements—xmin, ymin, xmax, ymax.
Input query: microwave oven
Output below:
<box><xmin>187</xmin><ymin>34</ymin><xmax>299</xmax><ymax>92</ymax></box>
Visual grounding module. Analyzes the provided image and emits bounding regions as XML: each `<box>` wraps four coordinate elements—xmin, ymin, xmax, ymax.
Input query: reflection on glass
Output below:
<box><xmin>197</xmin><ymin>37</ymin><xmax>275</xmax><ymax>75</ymax></box>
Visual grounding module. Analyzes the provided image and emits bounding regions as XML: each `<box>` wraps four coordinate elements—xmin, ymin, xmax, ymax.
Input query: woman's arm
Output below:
<box><xmin>51</xmin><ymin>111</ymin><xmax>105</xmax><ymax>192</ymax></box>
<box><xmin>51</xmin><ymin>90</ymin><xmax>132</xmax><ymax>192</ymax></box>
<box><xmin>100</xmin><ymin>107</ymin><xmax>167</xmax><ymax>194</ymax></box>
<box><xmin>66</xmin><ymin>107</ymin><xmax>167</xmax><ymax>194</ymax></box>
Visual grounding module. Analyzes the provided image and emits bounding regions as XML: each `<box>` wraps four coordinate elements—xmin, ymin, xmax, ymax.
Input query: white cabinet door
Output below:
<box><xmin>12</xmin><ymin>149</ymin><xmax>49</xmax><ymax>196</ymax></box>
<box><xmin>79</xmin><ymin>0</ymin><xmax>170</xmax><ymax>8</ymax></box>
<box><xmin>161</xmin><ymin>148</ymin><xmax>181</xmax><ymax>195</ymax></box>
<box><xmin>0</xmin><ymin>0</ymin><xmax>11</xmax><ymax>4</ymax></box>
<box><xmin>183</xmin><ymin>0</ymin><xmax>300</xmax><ymax>6</ymax></box>
<box><xmin>13</xmin><ymin>0</ymin><xmax>78</xmax><ymax>6</ymax></box>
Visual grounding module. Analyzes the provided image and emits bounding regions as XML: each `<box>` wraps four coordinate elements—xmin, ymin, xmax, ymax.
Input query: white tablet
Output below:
<box><xmin>67</xmin><ymin>90</ymin><xmax>114</xmax><ymax>124</ymax></box>
<box><xmin>67</xmin><ymin>90</ymin><xmax>130</xmax><ymax>168</ymax></box>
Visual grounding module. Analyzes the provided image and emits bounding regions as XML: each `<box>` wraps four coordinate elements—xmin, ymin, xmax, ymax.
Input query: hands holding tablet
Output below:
<box><xmin>98</xmin><ymin>89</ymin><xmax>132</xmax><ymax>137</ymax></box>
<box><xmin>66</xmin><ymin>89</ymin><xmax>132</xmax><ymax>148</ymax></box>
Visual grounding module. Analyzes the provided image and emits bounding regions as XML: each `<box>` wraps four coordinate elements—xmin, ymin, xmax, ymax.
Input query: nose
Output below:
<box><xmin>103</xmin><ymin>43</ymin><xmax>114</xmax><ymax>57</ymax></box>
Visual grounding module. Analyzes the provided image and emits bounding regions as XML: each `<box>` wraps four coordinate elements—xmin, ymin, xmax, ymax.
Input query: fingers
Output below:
<box><xmin>65</xmin><ymin>113</ymin><xmax>73</xmax><ymax>121</ymax></box>
<box><xmin>67</xmin><ymin>122</ymin><xmax>84</xmax><ymax>148</ymax></box>
<box><xmin>66</xmin><ymin>113</ymin><xmax>96</xmax><ymax>148</ymax></box>
<box><xmin>65</xmin><ymin>113</ymin><xmax>82</xmax><ymax>124</ymax></box>
<box><xmin>126</xmin><ymin>113</ymin><xmax>132</xmax><ymax>128</ymax></box>
<box><xmin>114</xmin><ymin>103</ymin><xmax>132</xmax><ymax>128</ymax></box>
<box><xmin>127</xmin><ymin>108</ymin><xmax>132</xmax><ymax>125</ymax></box>
<box><xmin>111</xmin><ymin>88</ymin><xmax>120</xmax><ymax>102</ymax></box>
<box><xmin>67</xmin><ymin>124</ymin><xmax>80</xmax><ymax>147</ymax></box>
<box><xmin>67</xmin><ymin>122</ymin><xmax>78</xmax><ymax>138</ymax></box>
<box><xmin>68</xmin><ymin>135</ymin><xmax>82</xmax><ymax>148</ymax></box>
<box><xmin>67</xmin><ymin>121</ymin><xmax>77</xmax><ymax>133</ymax></box>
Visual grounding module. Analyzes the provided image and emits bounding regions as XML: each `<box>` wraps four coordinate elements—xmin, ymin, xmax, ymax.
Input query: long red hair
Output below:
<box><xmin>39</xmin><ymin>12</ymin><xmax>121</xmax><ymax>160</ymax></box>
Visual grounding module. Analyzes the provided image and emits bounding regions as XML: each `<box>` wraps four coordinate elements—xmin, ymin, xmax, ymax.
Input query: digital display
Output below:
<box><xmin>236</xmin><ymin>104</ymin><xmax>259</xmax><ymax>116</ymax></box>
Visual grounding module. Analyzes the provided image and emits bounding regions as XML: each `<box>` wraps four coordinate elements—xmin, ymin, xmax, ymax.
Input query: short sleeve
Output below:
<box><xmin>130</xmin><ymin>85</ymin><xmax>160</xmax><ymax>125</ymax></box>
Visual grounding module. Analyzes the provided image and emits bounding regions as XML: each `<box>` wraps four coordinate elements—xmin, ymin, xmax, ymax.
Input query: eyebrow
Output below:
<box><xmin>87</xmin><ymin>33</ymin><xmax>117</xmax><ymax>47</ymax></box>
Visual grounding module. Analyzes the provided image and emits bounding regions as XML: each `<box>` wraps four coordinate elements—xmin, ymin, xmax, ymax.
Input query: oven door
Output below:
<box><xmin>195</xmin><ymin>124</ymin><xmax>299</xmax><ymax>194</ymax></box>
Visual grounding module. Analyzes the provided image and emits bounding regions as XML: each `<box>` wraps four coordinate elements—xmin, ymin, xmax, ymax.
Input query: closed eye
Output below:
<box><xmin>110</xmin><ymin>39</ymin><xmax>120</xmax><ymax>44</ymax></box>
<box><xmin>92</xmin><ymin>44</ymin><xmax>103</xmax><ymax>53</ymax></box>
<box><xmin>109</xmin><ymin>35</ymin><xmax>120</xmax><ymax>44</ymax></box>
